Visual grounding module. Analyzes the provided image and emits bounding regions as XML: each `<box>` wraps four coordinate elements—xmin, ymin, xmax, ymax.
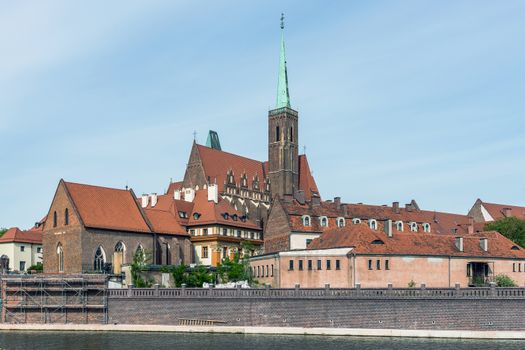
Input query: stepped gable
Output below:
<box><xmin>0</xmin><ymin>227</ymin><xmax>42</xmax><ymax>244</ymax></box>
<box><xmin>308</xmin><ymin>224</ymin><xmax>525</xmax><ymax>259</ymax></box>
<box><xmin>196</xmin><ymin>144</ymin><xmax>266</xmax><ymax>192</ymax></box>
<box><xmin>298</xmin><ymin>155</ymin><xmax>319</xmax><ymax>200</ymax></box>
<box><xmin>481</xmin><ymin>201</ymin><xmax>525</xmax><ymax>221</ymax></box>
<box><xmin>187</xmin><ymin>190</ymin><xmax>259</xmax><ymax>230</ymax></box>
<box><xmin>282</xmin><ymin>199</ymin><xmax>472</xmax><ymax>235</ymax></box>
<box><xmin>64</xmin><ymin>181</ymin><xmax>151</xmax><ymax>233</ymax></box>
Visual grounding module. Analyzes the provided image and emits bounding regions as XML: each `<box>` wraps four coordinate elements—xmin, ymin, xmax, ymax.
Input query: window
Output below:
<box><xmin>37</xmin><ymin>247</ymin><xmax>42</xmax><ymax>254</ymax></box>
<box><xmin>409</xmin><ymin>222</ymin><xmax>418</xmax><ymax>232</ymax></box>
<box><xmin>257</xmin><ymin>266</ymin><xmax>260</xmax><ymax>277</ymax></box>
<box><xmin>53</xmin><ymin>211</ymin><xmax>57</xmax><ymax>228</ymax></box>
<box><xmin>385</xmin><ymin>260</ymin><xmax>390</xmax><ymax>270</ymax></box>
<box><xmin>319</xmin><ymin>216</ymin><xmax>328</xmax><ymax>227</ymax></box>
<box><xmin>298</xmin><ymin>260</ymin><xmax>303</xmax><ymax>270</ymax></box>
<box><xmin>193</xmin><ymin>213</ymin><xmax>201</xmax><ymax>220</ymax></box>
<box><xmin>203</xmin><ymin>228</ymin><xmax>208</xmax><ymax>236</ymax></box>
<box><xmin>276</xmin><ymin>126</ymin><xmax>280</xmax><ymax>141</ymax></box>
<box><xmin>237</xmin><ymin>230</ymin><xmax>241</xmax><ymax>238</ymax></box>
<box><xmin>93</xmin><ymin>246</ymin><xmax>105</xmax><ymax>272</ymax></box>
<box><xmin>289</xmin><ymin>260</ymin><xmax>294</xmax><ymax>270</ymax></box>
<box><xmin>202</xmin><ymin>246</ymin><xmax>209</xmax><ymax>259</ymax></box>
<box><xmin>336</xmin><ymin>217</ymin><xmax>345</xmax><ymax>228</ymax></box>
<box><xmin>262</xmin><ymin>265</ymin><xmax>265</xmax><ymax>276</ymax></box>
<box><xmin>352</xmin><ymin>218</ymin><xmax>361</xmax><ymax>224</ymax></box>
<box><xmin>335</xmin><ymin>260</ymin><xmax>341</xmax><ymax>270</ymax></box>
<box><xmin>222</xmin><ymin>228</ymin><xmax>227</xmax><ymax>236</ymax></box>
<box><xmin>271</xmin><ymin>264</ymin><xmax>274</xmax><ymax>277</ymax></box>
<box><xmin>422</xmin><ymin>223</ymin><xmax>431</xmax><ymax>233</ymax></box>
<box><xmin>232</xmin><ymin>214</ymin><xmax>238</xmax><ymax>221</ymax></box>
<box><xmin>369</xmin><ymin>219</ymin><xmax>377</xmax><ymax>230</ymax></box>
<box><xmin>511</xmin><ymin>246</ymin><xmax>520</xmax><ymax>251</ymax></box>
<box><xmin>190</xmin><ymin>229</ymin><xmax>195</xmax><ymax>236</ymax></box>
<box><xmin>19</xmin><ymin>261</ymin><xmax>26</xmax><ymax>271</ymax></box>
<box><xmin>371</xmin><ymin>239</ymin><xmax>384</xmax><ymax>245</ymax></box>
<box><xmin>178</xmin><ymin>211</ymin><xmax>188</xmax><ymax>218</ymax></box>
<box><xmin>64</xmin><ymin>208</ymin><xmax>69</xmax><ymax>226</ymax></box>
<box><xmin>57</xmin><ymin>243</ymin><xmax>64</xmax><ymax>272</ymax></box>
<box><xmin>302</xmin><ymin>215</ymin><xmax>311</xmax><ymax>226</ymax></box>
<box><xmin>395</xmin><ymin>221</ymin><xmax>404</xmax><ymax>232</ymax></box>
<box><xmin>266</xmin><ymin>265</ymin><xmax>269</xmax><ymax>277</ymax></box>
<box><xmin>308</xmin><ymin>260</ymin><xmax>313</xmax><ymax>270</ymax></box>
<box><xmin>250</xmin><ymin>232</ymin><xmax>254</xmax><ymax>239</ymax></box>
<box><xmin>326</xmin><ymin>260</ymin><xmax>331</xmax><ymax>270</ymax></box>
<box><xmin>306</xmin><ymin>239</ymin><xmax>312</xmax><ymax>246</ymax></box>
<box><xmin>368</xmin><ymin>259</ymin><xmax>373</xmax><ymax>270</ymax></box>
<box><xmin>317</xmin><ymin>260</ymin><xmax>322</xmax><ymax>270</ymax></box>
<box><xmin>20</xmin><ymin>246</ymin><xmax>25</xmax><ymax>252</ymax></box>
<box><xmin>513</xmin><ymin>263</ymin><xmax>516</xmax><ymax>272</ymax></box>
<box><xmin>520</xmin><ymin>264</ymin><xmax>522</xmax><ymax>272</ymax></box>
<box><xmin>376</xmin><ymin>260</ymin><xmax>381</xmax><ymax>270</ymax></box>
<box><xmin>467</xmin><ymin>263</ymin><xmax>472</xmax><ymax>277</ymax></box>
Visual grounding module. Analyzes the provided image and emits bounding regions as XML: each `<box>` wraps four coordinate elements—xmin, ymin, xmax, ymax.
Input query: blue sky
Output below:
<box><xmin>1</xmin><ymin>1</ymin><xmax>524</xmax><ymax>229</ymax></box>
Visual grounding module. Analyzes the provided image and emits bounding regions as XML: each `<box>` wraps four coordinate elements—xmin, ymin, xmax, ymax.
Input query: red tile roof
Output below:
<box><xmin>308</xmin><ymin>224</ymin><xmax>525</xmax><ymax>259</ymax></box>
<box><xmin>482</xmin><ymin>201</ymin><xmax>525</xmax><ymax>221</ymax></box>
<box><xmin>282</xmin><ymin>200</ymin><xmax>472</xmax><ymax>235</ymax></box>
<box><xmin>0</xmin><ymin>227</ymin><xmax>42</xmax><ymax>244</ymax></box>
<box><xmin>65</xmin><ymin>182</ymin><xmax>151</xmax><ymax>233</ymax></box>
<box><xmin>298</xmin><ymin>155</ymin><xmax>319</xmax><ymax>200</ymax></box>
<box><xmin>165</xmin><ymin>181</ymin><xmax>183</xmax><ymax>196</ymax></box>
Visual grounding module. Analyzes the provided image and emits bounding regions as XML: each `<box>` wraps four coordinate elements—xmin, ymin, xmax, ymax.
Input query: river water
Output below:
<box><xmin>1</xmin><ymin>331</ymin><xmax>525</xmax><ymax>350</ymax></box>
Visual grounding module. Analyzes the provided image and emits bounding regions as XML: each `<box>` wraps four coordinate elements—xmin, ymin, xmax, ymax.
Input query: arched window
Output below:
<box><xmin>319</xmin><ymin>216</ymin><xmax>328</xmax><ymax>227</ymax></box>
<box><xmin>93</xmin><ymin>246</ymin><xmax>105</xmax><ymax>272</ymax></box>
<box><xmin>53</xmin><ymin>211</ymin><xmax>57</xmax><ymax>228</ymax></box>
<box><xmin>409</xmin><ymin>222</ymin><xmax>418</xmax><ymax>232</ymax></box>
<box><xmin>395</xmin><ymin>221</ymin><xmax>404</xmax><ymax>232</ymax></box>
<box><xmin>115</xmin><ymin>241</ymin><xmax>125</xmax><ymax>252</ymax></box>
<box><xmin>352</xmin><ymin>218</ymin><xmax>361</xmax><ymax>224</ymax></box>
<box><xmin>135</xmin><ymin>245</ymin><xmax>145</xmax><ymax>264</ymax></box>
<box><xmin>57</xmin><ymin>243</ymin><xmax>64</xmax><ymax>272</ymax></box>
<box><xmin>114</xmin><ymin>242</ymin><xmax>125</xmax><ymax>274</ymax></box>
<box><xmin>276</xmin><ymin>126</ymin><xmax>280</xmax><ymax>141</ymax></box>
<box><xmin>336</xmin><ymin>217</ymin><xmax>345</xmax><ymax>228</ymax></box>
<box><xmin>302</xmin><ymin>215</ymin><xmax>311</xmax><ymax>227</ymax></box>
<box><xmin>369</xmin><ymin>219</ymin><xmax>378</xmax><ymax>230</ymax></box>
<box><xmin>422</xmin><ymin>223</ymin><xmax>431</xmax><ymax>233</ymax></box>
<box><xmin>64</xmin><ymin>208</ymin><xmax>69</xmax><ymax>226</ymax></box>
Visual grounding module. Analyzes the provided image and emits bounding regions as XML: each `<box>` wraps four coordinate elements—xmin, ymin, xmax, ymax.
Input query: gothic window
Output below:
<box><xmin>241</xmin><ymin>174</ymin><xmax>247</xmax><ymax>188</ymax></box>
<box><xmin>115</xmin><ymin>241</ymin><xmax>125</xmax><ymax>252</ymax></box>
<box><xmin>422</xmin><ymin>223</ymin><xmax>431</xmax><ymax>233</ymax></box>
<box><xmin>319</xmin><ymin>216</ymin><xmax>328</xmax><ymax>227</ymax></box>
<box><xmin>395</xmin><ymin>221</ymin><xmax>404</xmax><ymax>232</ymax></box>
<box><xmin>135</xmin><ymin>245</ymin><xmax>145</xmax><ymax>264</ymax></box>
<box><xmin>352</xmin><ymin>218</ymin><xmax>361</xmax><ymax>224</ymax></box>
<box><xmin>369</xmin><ymin>219</ymin><xmax>378</xmax><ymax>230</ymax></box>
<box><xmin>64</xmin><ymin>208</ymin><xmax>69</xmax><ymax>226</ymax></box>
<box><xmin>302</xmin><ymin>215</ymin><xmax>311</xmax><ymax>226</ymax></box>
<box><xmin>53</xmin><ymin>211</ymin><xmax>57</xmax><ymax>228</ymax></box>
<box><xmin>410</xmin><ymin>222</ymin><xmax>418</xmax><ymax>232</ymax></box>
<box><xmin>57</xmin><ymin>243</ymin><xmax>64</xmax><ymax>272</ymax></box>
<box><xmin>276</xmin><ymin>126</ymin><xmax>280</xmax><ymax>141</ymax></box>
<box><xmin>290</xmin><ymin>126</ymin><xmax>293</xmax><ymax>142</ymax></box>
<box><xmin>93</xmin><ymin>246</ymin><xmax>105</xmax><ymax>272</ymax></box>
<box><xmin>336</xmin><ymin>217</ymin><xmax>345</xmax><ymax>228</ymax></box>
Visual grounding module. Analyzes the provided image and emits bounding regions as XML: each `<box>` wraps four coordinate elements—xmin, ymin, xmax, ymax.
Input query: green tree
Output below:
<box><xmin>485</xmin><ymin>217</ymin><xmax>525</xmax><ymax>248</ymax></box>
<box><xmin>169</xmin><ymin>264</ymin><xmax>214</xmax><ymax>287</ymax></box>
<box><xmin>130</xmin><ymin>249</ymin><xmax>153</xmax><ymax>288</ymax></box>
<box><xmin>494</xmin><ymin>274</ymin><xmax>517</xmax><ymax>287</ymax></box>
<box><xmin>27</xmin><ymin>262</ymin><xmax>43</xmax><ymax>273</ymax></box>
<box><xmin>0</xmin><ymin>228</ymin><xmax>7</xmax><ymax>237</ymax></box>
<box><xmin>216</xmin><ymin>250</ymin><xmax>253</xmax><ymax>284</ymax></box>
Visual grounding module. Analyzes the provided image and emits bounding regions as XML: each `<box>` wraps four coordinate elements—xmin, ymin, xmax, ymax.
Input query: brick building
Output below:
<box><xmin>251</xmin><ymin>223</ymin><xmax>525</xmax><ymax>288</ymax></box>
<box><xmin>468</xmin><ymin>198</ymin><xmax>525</xmax><ymax>223</ymax></box>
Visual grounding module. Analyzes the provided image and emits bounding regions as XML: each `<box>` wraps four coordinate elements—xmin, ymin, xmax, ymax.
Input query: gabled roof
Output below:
<box><xmin>481</xmin><ymin>200</ymin><xmax>525</xmax><ymax>221</ymax></box>
<box><xmin>282</xmin><ymin>200</ymin><xmax>472</xmax><ymax>235</ymax></box>
<box><xmin>165</xmin><ymin>181</ymin><xmax>183</xmax><ymax>196</ymax></box>
<box><xmin>64</xmin><ymin>181</ymin><xmax>151</xmax><ymax>233</ymax></box>
<box><xmin>196</xmin><ymin>144</ymin><xmax>266</xmax><ymax>192</ymax></box>
<box><xmin>0</xmin><ymin>227</ymin><xmax>42</xmax><ymax>244</ymax></box>
<box><xmin>298</xmin><ymin>155</ymin><xmax>319</xmax><ymax>200</ymax></box>
<box><xmin>308</xmin><ymin>224</ymin><xmax>525</xmax><ymax>259</ymax></box>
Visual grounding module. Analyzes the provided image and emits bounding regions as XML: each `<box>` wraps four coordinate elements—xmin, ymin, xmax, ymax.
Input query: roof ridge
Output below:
<box><xmin>196</xmin><ymin>144</ymin><xmax>263</xmax><ymax>165</ymax></box>
<box><xmin>65</xmin><ymin>180</ymin><xmax>130</xmax><ymax>192</ymax></box>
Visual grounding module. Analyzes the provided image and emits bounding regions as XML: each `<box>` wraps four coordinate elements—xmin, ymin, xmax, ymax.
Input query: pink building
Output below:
<box><xmin>250</xmin><ymin>224</ymin><xmax>525</xmax><ymax>288</ymax></box>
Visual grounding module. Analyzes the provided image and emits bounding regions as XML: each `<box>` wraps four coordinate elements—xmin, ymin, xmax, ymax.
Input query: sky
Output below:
<box><xmin>1</xmin><ymin>1</ymin><xmax>524</xmax><ymax>229</ymax></box>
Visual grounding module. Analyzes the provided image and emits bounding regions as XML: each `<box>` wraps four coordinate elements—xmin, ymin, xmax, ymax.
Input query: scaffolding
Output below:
<box><xmin>0</xmin><ymin>274</ymin><xmax>107</xmax><ymax>324</ymax></box>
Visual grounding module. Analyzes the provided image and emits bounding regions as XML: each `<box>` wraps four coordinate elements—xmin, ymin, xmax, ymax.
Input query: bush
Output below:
<box><xmin>28</xmin><ymin>262</ymin><xmax>43</xmax><ymax>273</ymax></box>
<box><xmin>408</xmin><ymin>280</ymin><xmax>416</xmax><ymax>288</ymax></box>
<box><xmin>494</xmin><ymin>274</ymin><xmax>517</xmax><ymax>287</ymax></box>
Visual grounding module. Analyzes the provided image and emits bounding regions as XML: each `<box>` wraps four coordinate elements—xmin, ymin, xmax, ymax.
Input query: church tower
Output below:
<box><xmin>268</xmin><ymin>14</ymin><xmax>299</xmax><ymax>199</ymax></box>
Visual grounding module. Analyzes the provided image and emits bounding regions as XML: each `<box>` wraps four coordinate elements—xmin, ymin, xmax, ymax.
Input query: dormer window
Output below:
<box><xmin>227</xmin><ymin>170</ymin><xmax>235</xmax><ymax>185</ymax></box>
<box><xmin>302</xmin><ymin>215</ymin><xmax>311</xmax><ymax>227</ymax></box>
<box><xmin>395</xmin><ymin>221</ymin><xmax>404</xmax><ymax>232</ymax></box>
<box><xmin>336</xmin><ymin>217</ymin><xmax>345</xmax><ymax>228</ymax></box>
<box><xmin>371</xmin><ymin>239</ymin><xmax>384</xmax><ymax>245</ymax></box>
<box><xmin>511</xmin><ymin>246</ymin><xmax>520</xmax><ymax>250</ymax></box>
<box><xmin>369</xmin><ymin>219</ymin><xmax>378</xmax><ymax>230</ymax></box>
<box><xmin>240</xmin><ymin>216</ymin><xmax>247</xmax><ymax>222</ymax></box>
<box><xmin>222</xmin><ymin>213</ymin><xmax>229</xmax><ymax>220</ymax></box>
<box><xmin>409</xmin><ymin>222</ymin><xmax>418</xmax><ymax>232</ymax></box>
<box><xmin>178</xmin><ymin>211</ymin><xmax>188</xmax><ymax>219</ymax></box>
<box><xmin>193</xmin><ymin>213</ymin><xmax>201</xmax><ymax>220</ymax></box>
<box><xmin>319</xmin><ymin>216</ymin><xmax>328</xmax><ymax>227</ymax></box>
<box><xmin>232</xmin><ymin>214</ymin><xmax>238</xmax><ymax>221</ymax></box>
<box><xmin>241</xmin><ymin>174</ymin><xmax>248</xmax><ymax>188</ymax></box>
<box><xmin>352</xmin><ymin>218</ymin><xmax>361</xmax><ymax>225</ymax></box>
<box><xmin>422</xmin><ymin>223</ymin><xmax>431</xmax><ymax>233</ymax></box>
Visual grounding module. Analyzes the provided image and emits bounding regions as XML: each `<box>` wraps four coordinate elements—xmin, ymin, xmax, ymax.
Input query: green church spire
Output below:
<box><xmin>276</xmin><ymin>13</ymin><xmax>291</xmax><ymax>109</ymax></box>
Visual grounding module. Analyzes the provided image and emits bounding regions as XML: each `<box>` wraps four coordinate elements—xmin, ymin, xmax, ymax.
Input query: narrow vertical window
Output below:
<box><xmin>57</xmin><ymin>244</ymin><xmax>64</xmax><ymax>272</ymax></box>
<box><xmin>326</xmin><ymin>260</ymin><xmax>331</xmax><ymax>270</ymax></box>
<box><xmin>376</xmin><ymin>260</ymin><xmax>381</xmax><ymax>270</ymax></box>
<box><xmin>271</xmin><ymin>264</ymin><xmax>274</xmax><ymax>277</ymax></box>
<box><xmin>368</xmin><ymin>259</ymin><xmax>373</xmax><ymax>270</ymax></box>
<box><xmin>53</xmin><ymin>211</ymin><xmax>57</xmax><ymax>228</ymax></box>
<box><xmin>64</xmin><ymin>208</ymin><xmax>69</xmax><ymax>226</ymax></box>
<box><xmin>308</xmin><ymin>260</ymin><xmax>313</xmax><ymax>270</ymax></box>
<box><xmin>513</xmin><ymin>263</ymin><xmax>516</xmax><ymax>272</ymax></box>
<box><xmin>317</xmin><ymin>260</ymin><xmax>322</xmax><ymax>270</ymax></box>
<box><xmin>290</xmin><ymin>126</ymin><xmax>293</xmax><ymax>142</ymax></box>
<box><xmin>266</xmin><ymin>265</ymin><xmax>269</xmax><ymax>277</ymax></box>
<box><xmin>276</xmin><ymin>126</ymin><xmax>280</xmax><ymax>141</ymax></box>
<box><xmin>289</xmin><ymin>260</ymin><xmax>294</xmax><ymax>270</ymax></box>
<box><xmin>299</xmin><ymin>260</ymin><xmax>303</xmax><ymax>270</ymax></box>
<box><xmin>385</xmin><ymin>260</ymin><xmax>390</xmax><ymax>270</ymax></box>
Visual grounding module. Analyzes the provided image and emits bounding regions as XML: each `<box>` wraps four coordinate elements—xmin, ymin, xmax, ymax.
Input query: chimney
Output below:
<box><xmin>207</xmin><ymin>184</ymin><xmax>218</xmax><ymax>203</ymax></box>
<box><xmin>405</xmin><ymin>203</ymin><xmax>412</xmax><ymax>212</ymax></box>
<box><xmin>384</xmin><ymin>219</ymin><xmax>393</xmax><ymax>238</ymax></box>
<box><xmin>455</xmin><ymin>237</ymin><xmax>464</xmax><ymax>252</ymax></box>
<box><xmin>141</xmin><ymin>194</ymin><xmax>149</xmax><ymax>208</ymax></box>
<box><xmin>150</xmin><ymin>193</ymin><xmax>158</xmax><ymax>207</ymax></box>
<box><xmin>311</xmin><ymin>195</ymin><xmax>321</xmax><ymax>207</ymax></box>
<box><xmin>480</xmin><ymin>238</ymin><xmax>488</xmax><ymax>252</ymax></box>
<box><xmin>334</xmin><ymin>197</ymin><xmax>341</xmax><ymax>207</ymax></box>
<box><xmin>467</xmin><ymin>217</ymin><xmax>474</xmax><ymax>234</ymax></box>
<box><xmin>184</xmin><ymin>188</ymin><xmax>195</xmax><ymax>202</ymax></box>
<box><xmin>174</xmin><ymin>189</ymin><xmax>181</xmax><ymax>200</ymax></box>
<box><xmin>392</xmin><ymin>202</ymin><xmax>400</xmax><ymax>214</ymax></box>
<box><xmin>503</xmin><ymin>208</ymin><xmax>512</xmax><ymax>217</ymax></box>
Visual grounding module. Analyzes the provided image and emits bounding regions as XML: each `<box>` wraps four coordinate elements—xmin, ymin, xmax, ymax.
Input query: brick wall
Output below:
<box><xmin>107</xmin><ymin>287</ymin><xmax>525</xmax><ymax>331</ymax></box>
<box><xmin>264</xmin><ymin>199</ymin><xmax>292</xmax><ymax>253</ymax></box>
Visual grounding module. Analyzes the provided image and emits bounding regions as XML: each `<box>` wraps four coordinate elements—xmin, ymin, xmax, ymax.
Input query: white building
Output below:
<box><xmin>0</xmin><ymin>227</ymin><xmax>43</xmax><ymax>272</ymax></box>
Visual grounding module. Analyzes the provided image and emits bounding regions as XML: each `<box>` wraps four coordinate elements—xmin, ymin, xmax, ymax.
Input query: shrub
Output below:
<box><xmin>494</xmin><ymin>274</ymin><xmax>517</xmax><ymax>287</ymax></box>
<box><xmin>408</xmin><ymin>280</ymin><xmax>416</xmax><ymax>288</ymax></box>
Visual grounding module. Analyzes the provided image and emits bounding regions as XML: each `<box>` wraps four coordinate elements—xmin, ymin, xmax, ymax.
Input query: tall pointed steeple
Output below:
<box><xmin>276</xmin><ymin>13</ymin><xmax>291</xmax><ymax>109</ymax></box>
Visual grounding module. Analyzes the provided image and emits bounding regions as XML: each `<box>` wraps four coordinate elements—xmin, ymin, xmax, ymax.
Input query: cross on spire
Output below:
<box><xmin>192</xmin><ymin>130</ymin><xmax>197</xmax><ymax>141</ymax></box>
<box><xmin>280</xmin><ymin>13</ymin><xmax>284</xmax><ymax>29</ymax></box>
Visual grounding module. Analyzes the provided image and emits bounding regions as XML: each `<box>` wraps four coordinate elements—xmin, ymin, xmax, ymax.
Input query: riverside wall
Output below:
<box><xmin>107</xmin><ymin>284</ymin><xmax>525</xmax><ymax>331</ymax></box>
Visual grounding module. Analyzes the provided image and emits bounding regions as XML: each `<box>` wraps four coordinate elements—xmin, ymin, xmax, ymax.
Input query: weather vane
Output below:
<box><xmin>280</xmin><ymin>13</ymin><xmax>285</xmax><ymax>29</ymax></box>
